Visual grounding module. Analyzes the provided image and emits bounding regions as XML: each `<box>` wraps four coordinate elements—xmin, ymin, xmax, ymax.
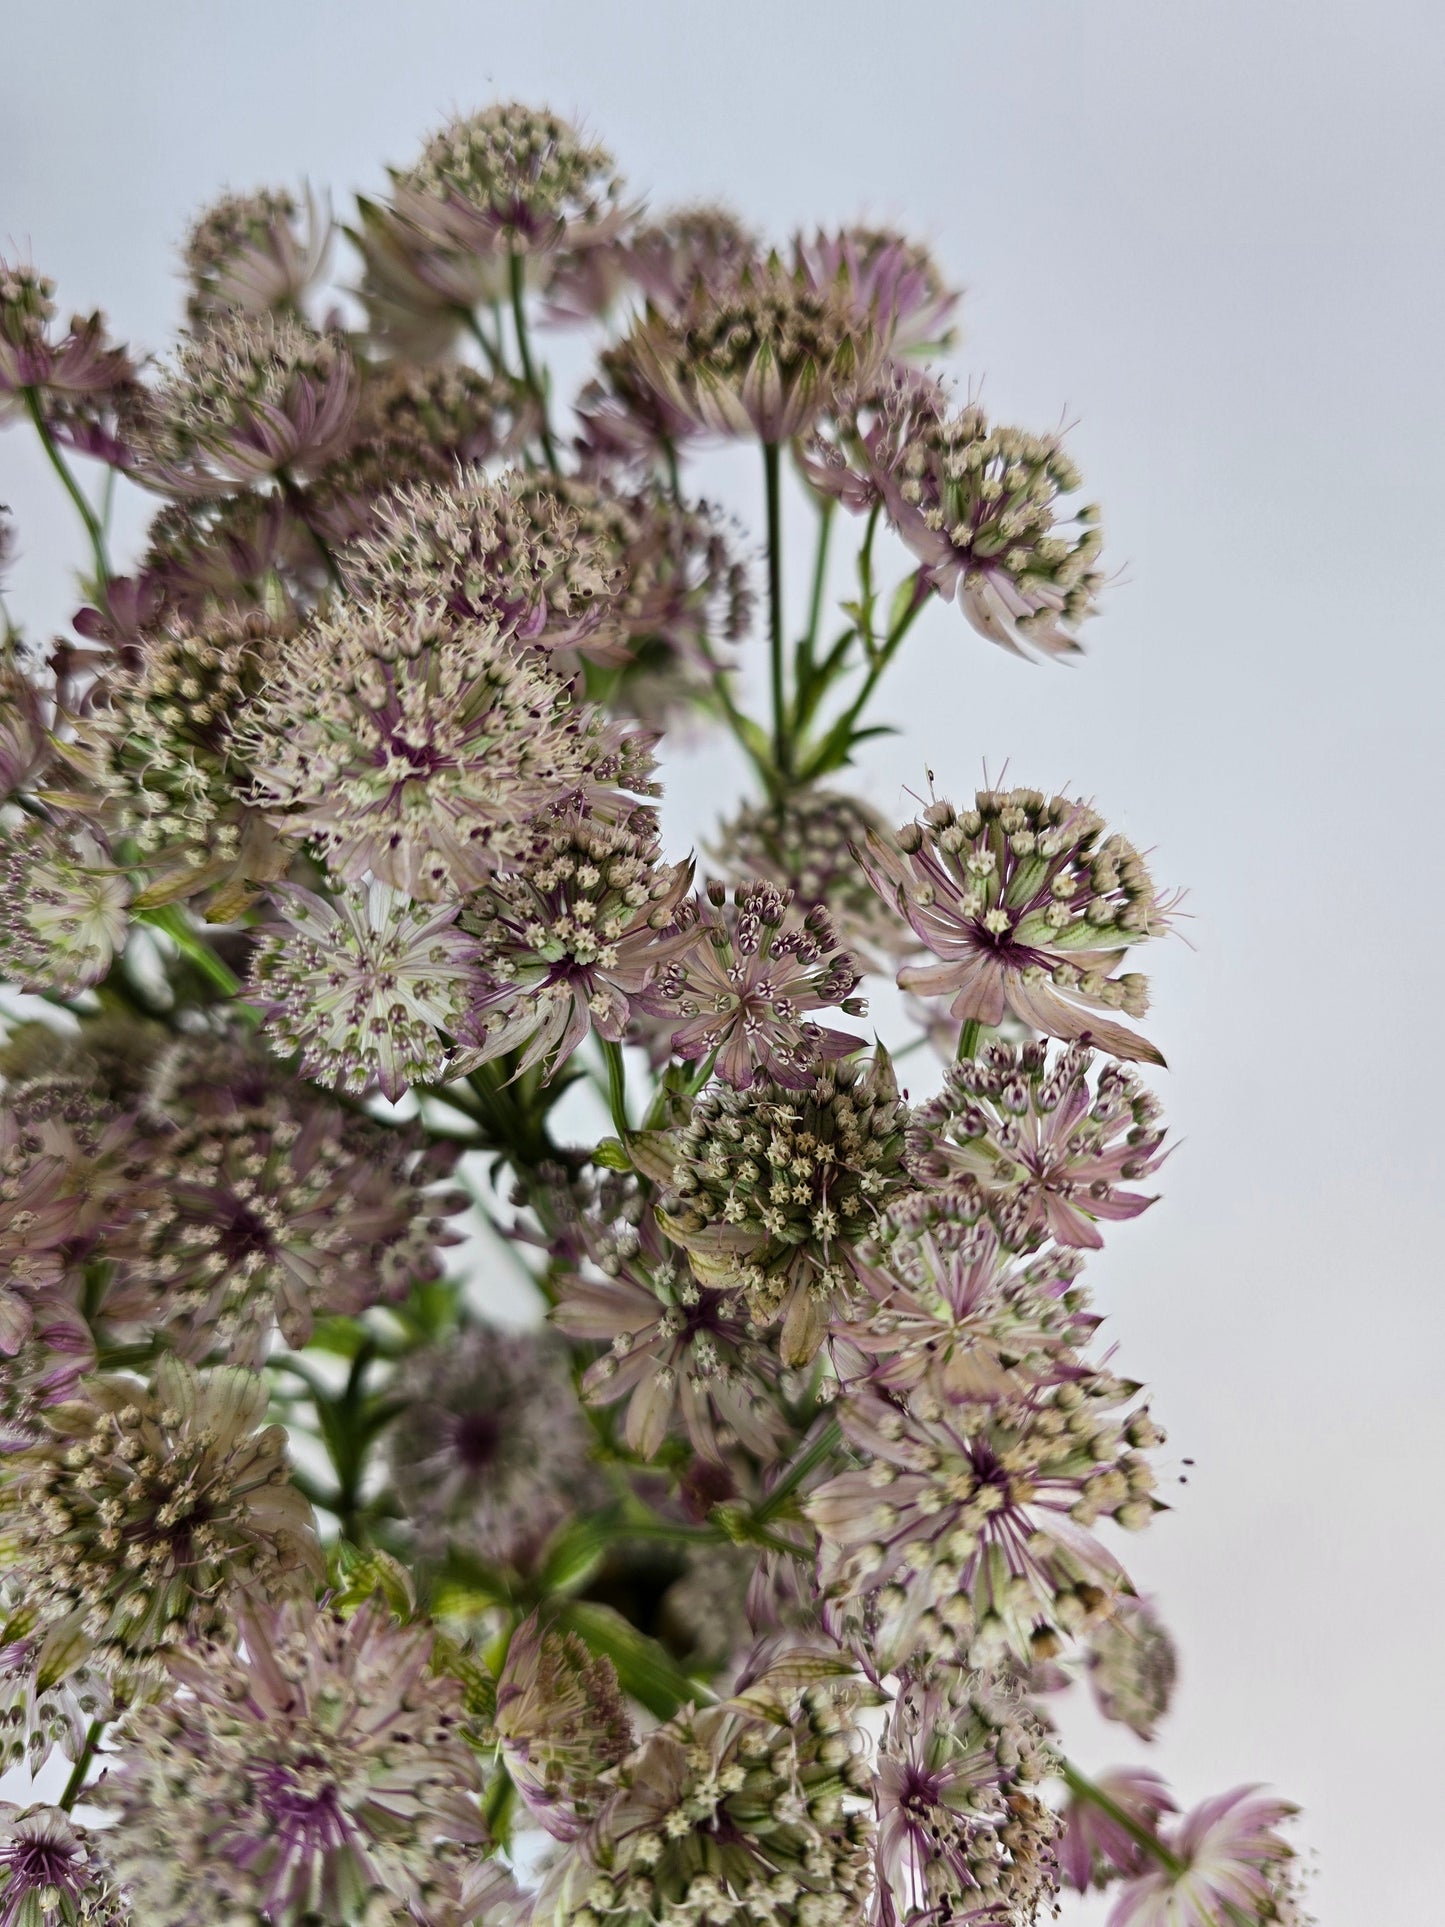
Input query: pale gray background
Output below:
<box><xmin>4</xmin><ymin>2</ymin><xmax>1443</xmax><ymax>1917</ymax></box>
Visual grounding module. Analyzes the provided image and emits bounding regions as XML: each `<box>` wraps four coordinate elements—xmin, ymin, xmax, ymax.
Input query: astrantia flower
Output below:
<box><xmin>553</xmin><ymin>1175</ymin><xmax>783</xmax><ymax>1462</ymax></box>
<box><xmin>0</xmin><ymin>1593</ymin><xmax>112</xmax><ymax>1774</ymax></box>
<box><xmin>874</xmin><ymin>1671</ymin><xmax>1058</xmax><ymax>1927</ymax></box>
<box><xmin>494</xmin><ymin>1611</ymin><xmax>633</xmax><ymax>1840</ymax></box>
<box><xmin>460</xmin><ymin>810</ymin><xmax>694</xmax><ymax>1075</ymax></box>
<box><xmin>600</xmin><ymin>255</ymin><xmax>880</xmax><ymax>446</ymax></box>
<box><xmin>661</xmin><ymin>1054</ymin><xmax>912</xmax><ymax>1366</ymax></box>
<box><xmin>794</xmin><ymin>226</ymin><xmax>960</xmax><ymax>357</ymax></box>
<box><xmin>72</xmin><ymin>605</ymin><xmax>292</xmax><ymax>915</ymax></box>
<box><xmin>710</xmin><ymin>789</ymin><xmax>906</xmax><ymax>970</ymax></box>
<box><xmin>909</xmin><ymin>1039</ymin><xmax>1168</xmax><ymax>1250</ymax></box>
<box><xmin>395</xmin><ymin>102</ymin><xmax>633</xmax><ymax>258</ymax></box>
<box><xmin>247</xmin><ymin>880</ymin><xmax>484</xmax><ymax>1101</ymax></box>
<box><xmin>0</xmin><ymin>1805</ymin><xmax>126</xmax><ymax>1927</ymax></box>
<box><xmin>182</xmin><ymin>184</ymin><xmax>331</xmax><ymax>323</ymax></box>
<box><xmin>140</xmin><ymin>491</ymin><xmax>321</xmax><ymax>618</ymax></box>
<box><xmin>0</xmin><ymin>645</ymin><xmax>52</xmax><ymax>802</ymax></box>
<box><xmin>1057</xmin><ymin>1767</ymin><xmax>1176</xmax><ymax>1893</ymax></box>
<box><xmin>246</xmin><ymin>598</ymin><xmax>658</xmax><ymax>897</ymax></box>
<box><xmin>1086</xmin><ymin>1596</ymin><xmax>1178</xmax><ymax>1742</ymax></box>
<box><xmin>2</xmin><ymin>1355</ymin><xmax>321</xmax><ymax>1668</ymax></box>
<box><xmin>859</xmin><ymin>789</ymin><xmax>1175</xmax><ymax>1066</ymax></box>
<box><xmin>841</xmin><ymin>1194</ymin><xmax>1093</xmax><ymax>1400</ymax></box>
<box><xmin>1109</xmin><ymin>1787</ymin><xmax>1308</xmax><ymax>1927</ymax></box>
<box><xmin>624</xmin><ymin>205</ymin><xmax>761</xmax><ymax>312</ymax></box>
<box><xmin>808</xmin><ymin>1366</ymin><xmax>1164</xmax><ymax>1669</ymax></box>
<box><xmin>132</xmin><ymin>311</ymin><xmax>357</xmax><ymax>494</ymax></box>
<box><xmin>107</xmin><ymin>1039</ymin><xmax>460</xmax><ymax>1360</ymax></box>
<box><xmin>0</xmin><ymin>263</ymin><xmax>133</xmax><ymax>419</ymax></box>
<box><xmin>539</xmin><ymin>1665</ymin><xmax>874</xmax><ymax>1927</ymax></box>
<box><xmin>0</xmin><ymin>822</ymin><xmax>130</xmax><ymax>996</ymax></box>
<box><xmin>385</xmin><ymin>1323</ymin><xmax>603</xmax><ymax>1570</ymax></box>
<box><xmin>639</xmin><ymin>881</ymin><xmax>865</xmax><ymax>1090</ymax></box>
<box><xmin>103</xmin><ymin>1597</ymin><xmax>490</xmax><ymax>1927</ymax></box>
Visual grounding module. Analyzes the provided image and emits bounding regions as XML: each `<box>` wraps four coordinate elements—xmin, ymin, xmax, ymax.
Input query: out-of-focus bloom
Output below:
<box><xmin>808</xmin><ymin>1366</ymin><xmax>1163</xmax><ymax>1669</ymax></box>
<box><xmin>339</xmin><ymin>470</ymin><xmax>629</xmax><ymax>656</ymax></box>
<box><xmin>70</xmin><ymin>605</ymin><xmax>293</xmax><ymax>916</ymax></box>
<box><xmin>710</xmin><ymin>788</ymin><xmax>907</xmax><ymax>970</ymax></box>
<box><xmin>624</xmin><ymin>204</ymin><xmax>762</xmax><ymax>311</ymax></box>
<box><xmin>103</xmin><ymin>1597</ymin><xmax>491</xmax><ymax>1927</ymax></box>
<box><xmin>874</xmin><ymin>1671</ymin><xmax>1058</xmax><ymax>1927</ymax></box>
<box><xmin>795</xmin><ymin>226</ymin><xmax>960</xmax><ymax>357</ymax></box>
<box><xmin>1108</xmin><ymin>1787</ymin><xmax>1308</xmax><ymax>1927</ymax></box>
<box><xmin>1057</xmin><ymin>1767</ymin><xmax>1176</xmax><ymax>1893</ymax></box>
<box><xmin>598</xmin><ymin>255</ymin><xmax>881</xmax><ymax>447</ymax></box>
<box><xmin>460</xmin><ymin>809</ymin><xmax>694</xmax><ymax>1075</ymax></box>
<box><xmin>841</xmin><ymin>1192</ymin><xmax>1093</xmax><ymax>1399</ymax></box>
<box><xmin>385</xmin><ymin>1323</ymin><xmax>603</xmax><ymax>1569</ymax></box>
<box><xmin>859</xmin><ymin>789</ymin><xmax>1175</xmax><ymax>1066</ymax></box>
<box><xmin>181</xmin><ymin>184</ymin><xmax>331</xmax><ymax>323</ymax></box>
<box><xmin>247</xmin><ymin>880</ymin><xmax>485</xmax><ymax>1101</ymax></box>
<box><xmin>130</xmin><ymin>311</ymin><xmax>357</xmax><ymax>494</ymax></box>
<box><xmin>494</xmin><ymin>1611</ymin><xmax>633</xmax><ymax>1840</ymax></box>
<box><xmin>1086</xmin><ymin>1596</ymin><xmax>1178</xmax><ymax>1741</ymax></box>
<box><xmin>2</xmin><ymin>1355</ymin><xmax>321</xmax><ymax>1667</ymax></box>
<box><xmin>0</xmin><ymin>822</ymin><xmax>130</xmax><ymax>996</ymax></box>
<box><xmin>0</xmin><ymin>645</ymin><xmax>52</xmax><ymax>802</ymax></box>
<box><xmin>245</xmin><ymin>598</ymin><xmax>658</xmax><ymax>898</ymax></box>
<box><xmin>139</xmin><ymin>492</ymin><xmax>319</xmax><ymax>617</ymax></box>
<box><xmin>639</xmin><ymin>881</ymin><xmax>865</xmax><ymax>1090</ymax></box>
<box><xmin>106</xmin><ymin>1037</ymin><xmax>460</xmax><ymax>1360</ymax></box>
<box><xmin>0</xmin><ymin>1589</ymin><xmax>113</xmax><ymax>1774</ymax></box>
<box><xmin>553</xmin><ymin>1175</ymin><xmax>783</xmax><ymax>1462</ymax></box>
<box><xmin>0</xmin><ymin>264</ymin><xmax>133</xmax><ymax>420</ymax></box>
<box><xmin>0</xmin><ymin>1805</ymin><xmax>126</xmax><ymax>1927</ymax></box>
<box><xmin>909</xmin><ymin>1040</ymin><xmax>1168</xmax><ymax>1250</ymax></box>
<box><xmin>538</xmin><ymin>1666</ymin><xmax>874</xmax><ymax>1927</ymax></box>
<box><xmin>661</xmin><ymin>1054</ymin><xmax>912</xmax><ymax>1366</ymax></box>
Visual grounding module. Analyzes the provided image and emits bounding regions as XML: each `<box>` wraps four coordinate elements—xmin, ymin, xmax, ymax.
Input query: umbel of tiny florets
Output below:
<box><xmin>244</xmin><ymin>595</ymin><xmax>658</xmax><ymax>898</ymax></box>
<box><xmin>661</xmin><ymin>1053</ymin><xmax>912</xmax><ymax>1367</ymax></box>
<box><xmin>0</xmin><ymin>821</ymin><xmax>130</xmax><ymax>997</ymax></box>
<box><xmin>1085</xmin><ymin>1593</ymin><xmax>1179</xmax><ymax>1741</ymax></box>
<box><xmin>638</xmin><ymin>880</ymin><xmax>866</xmax><ymax>1091</ymax></box>
<box><xmin>793</xmin><ymin>225</ymin><xmax>961</xmax><ymax>359</ymax></box>
<box><xmin>101</xmin><ymin>1597</ymin><xmax>491</xmax><ymax>1927</ymax></box>
<box><xmin>908</xmin><ymin>1037</ymin><xmax>1168</xmax><ymax>1250</ymax></box>
<box><xmin>385</xmin><ymin>1322</ymin><xmax>606</xmax><ymax>1571</ymax></box>
<box><xmin>494</xmin><ymin>1610</ymin><xmax>634</xmax><ymax>1841</ymax></box>
<box><xmin>181</xmin><ymin>183</ymin><xmax>331</xmax><ymax>323</ymax></box>
<box><xmin>0</xmin><ymin>1804</ymin><xmax>127</xmax><ymax>1927</ymax></box>
<box><xmin>808</xmin><ymin>1361</ymin><xmax>1164</xmax><ymax>1672</ymax></box>
<box><xmin>0</xmin><ymin>1583</ymin><xmax>114</xmax><ymax>1774</ymax></box>
<box><xmin>0</xmin><ymin>261</ymin><xmax>133</xmax><ymax>419</ymax></box>
<box><xmin>552</xmin><ymin>1174</ymin><xmax>785</xmax><ymax>1462</ymax></box>
<box><xmin>537</xmin><ymin>1661</ymin><xmax>875</xmax><ymax>1927</ymax></box>
<box><xmin>0</xmin><ymin>1355</ymin><xmax>321</xmax><ymax>1671</ymax></box>
<box><xmin>858</xmin><ymin>787</ymin><xmax>1175</xmax><ymax>1065</ymax></box>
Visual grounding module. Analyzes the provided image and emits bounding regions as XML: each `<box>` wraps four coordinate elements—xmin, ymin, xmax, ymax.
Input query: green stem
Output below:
<box><xmin>600</xmin><ymin>1037</ymin><xmax>631</xmax><ymax>1140</ymax></box>
<box><xmin>509</xmin><ymin>250</ymin><xmax>558</xmax><ymax>472</ymax></box>
<box><xmin>754</xmin><ymin>1419</ymin><xmax>843</xmax><ymax>1522</ymax></box>
<box><xmin>136</xmin><ymin>905</ymin><xmax>246</xmax><ymax>1000</ymax></box>
<box><xmin>803</xmin><ymin>497</ymin><xmax>835</xmax><ymax>658</ymax></box>
<box><xmin>459</xmin><ymin>306</ymin><xmax>506</xmax><ymax>377</ymax></box>
<box><xmin>763</xmin><ymin>441</ymin><xmax>788</xmax><ymax>777</ymax></box>
<box><xmin>1061</xmin><ymin>1761</ymin><xmax>1186</xmax><ymax>1878</ymax></box>
<box><xmin>23</xmin><ymin>389</ymin><xmax>110</xmax><ymax>592</ymax></box>
<box><xmin>955</xmin><ymin>1019</ymin><xmax>982</xmax><ymax>1061</ymax></box>
<box><xmin>59</xmin><ymin>1720</ymin><xmax>105</xmax><ymax>1811</ymax></box>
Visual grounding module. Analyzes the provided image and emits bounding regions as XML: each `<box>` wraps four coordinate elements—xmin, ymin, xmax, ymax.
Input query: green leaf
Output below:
<box><xmin>556</xmin><ymin>1601</ymin><xmax>706</xmax><ymax>1721</ymax></box>
<box><xmin>536</xmin><ymin>1515</ymin><xmax>613</xmax><ymax>1595</ymax></box>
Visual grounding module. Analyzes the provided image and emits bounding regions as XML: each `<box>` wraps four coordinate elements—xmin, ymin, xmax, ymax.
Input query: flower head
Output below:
<box><xmin>0</xmin><ymin>1806</ymin><xmax>126</xmax><ymax>1927</ymax></box>
<box><xmin>0</xmin><ymin>823</ymin><xmax>129</xmax><ymax>997</ymax></box>
<box><xmin>140</xmin><ymin>491</ymin><xmax>321</xmax><ymax>618</ymax></box>
<box><xmin>909</xmin><ymin>1040</ymin><xmax>1168</xmax><ymax>1250</ymax></box>
<box><xmin>539</xmin><ymin>1664</ymin><xmax>874</xmax><ymax>1927</ymax></box>
<box><xmin>794</xmin><ymin>226</ymin><xmax>960</xmax><ymax>357</ymax></box>
<box><xmin>0</xmin><ymin>1594</ymin><xmax>113</xmax><ymax>1774</ymax></box>
<box><xmin>494</xmin><ymin>1611</ymin><xmax>633</xmax><ymax>1840</ymax></box>
<box><xmin>246</xmin><ymin>598</ymin><xmax>658</xmax><ymax>898</ymax></box>
<box><xmin>247</xmin><ymin>881</ymin><xmax>484</xmax><ymax>1101</ymax></box>
<box><xmin>859</xmin><ymin>789</ymin><xmax>1175</xmax><ymax>1066</ymax></box>
<box><xmin>623</xmin><ymin>205</ymin><xmax>761</xmax><ymax>312</ymax></box>
<box><xmin>1</xmin><ymin>1355</ymin><xmax>321</xmax><ymax>1669</ymax></box>
<box><xmin>385</xmin><ymin>1323</ymin><xmax>603</xmax><ymax>1570</ymax></box>
<box><xmin>661</xmin><ymin>1054</ymin><xmax>912</xmax><ymax>1366</ymax></box>
<box><xmin>132</xmin><ymin>311</ymin><xmax>357</xmax><ymax>494</ymax></box>
<box><xmin>102</xmin><ymin>1597</ymin><xmax>490</xmax><ymax>1927</ymax></box>
<box><xmin>1086</xmin><ymin>1596</ymin><xmax>1178</xmax><ymax>1741</ymax></box>
<box><xmin>0</xmin><ymin>263</ymin><xmax>133</xmax><ymax>417</ymax></box>
<box><xmin>0</xmin><ymin>644</ymin><xmax>52</xmax><ymax>802</ymax></box>
<box><xmin>553</xmin><ymin>1174</ymin><xmax>783</xmax><ymax>1462</ymax></box>
<box><xmin>181</xmin><ymin>184</ymin><xmax>331</xmax><ymax>323</ymax></box>
<box><xmin>874</xmin><ymin>1671</ymin><xmax>1058</xmax><ymax>1927</ymax></box>
<box><xmin>460</xmin><ymin>809</ymin><xmax>694</xmax><ymax>1076</ymax></box>
<box><xmin>1057</xmin><ymin>1766</ymin><xmax>1176</xmax><ymax>1893</ymax></box>
<box><xmin>639</xmin><ymin>881</ymin><xmax>865</xmax><ymax>1091</ymax></box>
<box><xmin>808</xmin><ymin>1365</ymin><xmax>1163</xmax><ymax>1670</ymax></box>
<box><xmin>1109</xmin><ymin>1786</ymin><xmax>1308</xmax><ymax>1927</ymax></box>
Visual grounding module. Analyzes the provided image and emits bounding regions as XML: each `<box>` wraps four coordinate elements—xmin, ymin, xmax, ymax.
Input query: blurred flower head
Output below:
<box><xmin>0</xmin><ymin>822</ymin><xmax>130</xmax><ymax>997</ymax></box>
<box><xmin>494</xmin><ymin>1611</ymin><xmax>633</xmax><ymax>1840</ymax></box>
<box><xmin>0</xmin><ymin>1590</ymin><xmax>113</xmax><ymax>1775</ymax></box>
<box><xmin>1086</xmin><ymin>1594</ymin><xmax>1178</xmax><ymax>1741</ymax></box>
<box><xmin>181</xmin><ymin>184</ymin><xmax>331</xmax><ymax>324</ymax></box>
<box><xmin>794</xmin><ymin>226</ymin><xmax>960</xmax><ymax>357</ymax></box>
<box><xmin>1109</xmin><ymin>1786</ymin><xmax>1309</xmax><ymax>1927</ymax></box>
<box><xmin>0</xmin><ymin>262</ymin><xmax>133</xmax><ymax>419</ymax></box>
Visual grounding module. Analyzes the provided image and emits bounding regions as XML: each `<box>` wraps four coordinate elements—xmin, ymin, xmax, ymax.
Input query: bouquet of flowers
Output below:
<box><xmin>0</xmin><ymin>101</ymin><xmax>1310</xmax><ymax>1926</ymax></box>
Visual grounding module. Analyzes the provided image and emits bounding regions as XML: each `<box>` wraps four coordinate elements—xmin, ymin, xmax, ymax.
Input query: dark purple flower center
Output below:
<box><xmin>451</xmin><ymin>1409</ymin><xmax>503</xmax><ymax>1469</ymax></box>
<box><xmin>0</xmin><ymin>1836</ymin><xmax>83</xmax><ymax>1895</ymax></box>
<box><xmin>219</xmin><ymin>1201</ymin><xmax>275</xmax><ymax>1263</ymax></box>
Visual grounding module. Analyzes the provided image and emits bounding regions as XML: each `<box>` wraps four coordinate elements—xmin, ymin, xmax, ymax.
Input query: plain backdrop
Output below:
<box><xmin>4</xmin><ymin>3</ymin><xmax>1443</xmax><ymax>1917</ymax></box>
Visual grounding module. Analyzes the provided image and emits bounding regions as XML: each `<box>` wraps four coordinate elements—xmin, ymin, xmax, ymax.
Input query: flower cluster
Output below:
<box><xmin>181</xmin><ymin>184</ymin><xmax>331</xmax><ymax>323</ymax></box>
